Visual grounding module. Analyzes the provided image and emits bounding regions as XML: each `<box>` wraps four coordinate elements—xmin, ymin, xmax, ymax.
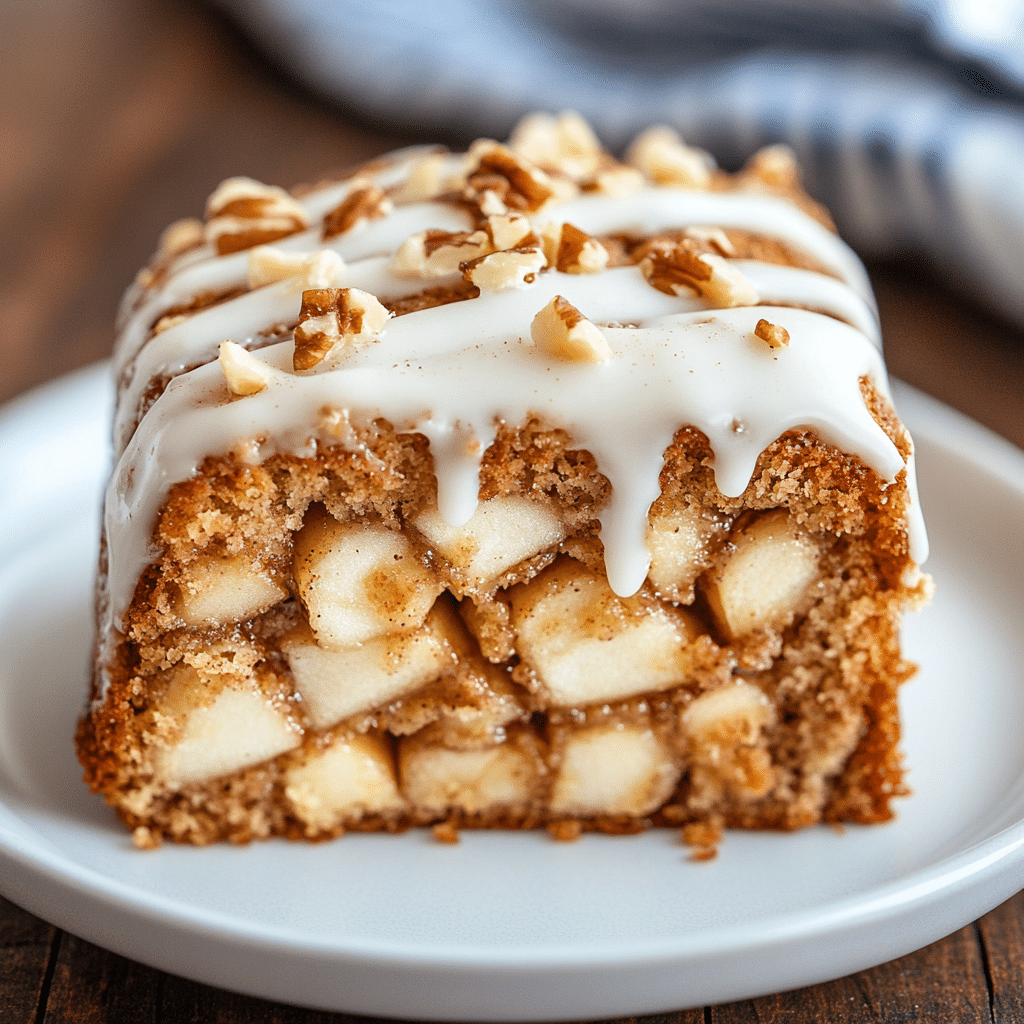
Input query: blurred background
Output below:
<box><xmin>1</xmin><ymin>0</ymin><xmax>1023</xmax><ymax>449</ymax></box>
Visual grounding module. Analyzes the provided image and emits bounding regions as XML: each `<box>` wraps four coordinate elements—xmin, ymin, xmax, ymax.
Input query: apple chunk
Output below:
<box><xmin>703</xmin><ymin>509</ymin><xmax>823</xmax><ymax>638</ymax></box>
<box><xmin>152</xmin><ymin>667</ymin><xmax>301</xmax><ymax>787</ymax></box>
<box><xmin>177</xmin><ymin>551</ymin><xmax>287</xmax><ymax>626</ymax></box>
<box><xmin>414</xmin><ymin>495</ymin><xmax>564</xmax><ymax>589</ymax></box>
<box><xmin>549</xmin><ymin>722</ymin><xmax>679</xmax><ymax>816</ymax></box>
<box><xmin>284</xmin><ymin>733</ymin><xmax>405</xmax><ymax>834</ymax></box>
<box><xmin>646</xmin><ymin>504</ymin><xmax>724</xmax><ymax>602</ymax></box>
<box><xmin>283</xmin><ymin>601</ymin><xmax>458</xmax><ymax>730</ymax></box>
<box><xmin>398</xmin><ymin>730</ymin><xmax>542</xmax><ymax>816</ymax></box>
<box><xmin>294</xmin><ymin>505</ymin><xmax>443</xmax><ymax>648</ymax></box>
<box><xmin>509</xmin><ymin>558</ymin><xmax>701</xmax><ymax>706</ymax></box>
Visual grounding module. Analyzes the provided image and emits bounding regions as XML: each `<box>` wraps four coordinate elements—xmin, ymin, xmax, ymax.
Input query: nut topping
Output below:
<box><xmin>391</xmin><ymin>228</ymin><xmax>492</xmax><ymax>278</ymax></box>
<box><xmin>485</xmin><ymin>212</ymin><xmax>534</xmax><ymax>251</ymax></box>
<box><xmin>508</xmin><ymin>110</ymin><xmax>603</xmax><ymax>180</ymax></box>
<box><xmin>625</xmin><ymin>126</ymin><xmax>713</xmax><ymax>189</ymax></box>
<box><xmin>464</xmin><ymin>143</ymin><xmax>559</xmax><ymax>213</ymax></box>
<box><xmin>205</xmin><ymin>177</ymin><xmax>310</xmax><ymax>255</ymax></box>
<box><xmin>219</xmin><ymin>341</ymin><xmax>275</xmax><ymax>396</ymax></box>
<box><xmin>293</xmin><ymin>287</ymin><xmax>391</xmax><ymax>370</ymax></box>
<box><xmin>540</xmin><ymin>222</ymin><xmax>610</xmax><ymax>274</ymax></box>
<box><xmin>390</xmin><ymin>152</ymin><xmax>450</xmax><ymax>204</ymax></box>
<box><xmin>743</xmin><ymin>144</ymin><xmax>801</xmax><ymax>190</ymax></box>
<box><xmin>157</xmin><ymin>218</ymin><xmax>205</xmax><ymax>259</ymax></box>
<box><xmin>754</xmin><ymin>319</ymin><xmax>790</xmax><ymax>349</ymax></box>
<box><xmin>640</xmin><ymin>241</ymin><xmax>759</xmax><ymax>307</ymax></box>
<box><xmin>462</xmin><ymin>246</ymin><xmax>546</xmax><ymax>292</ymax></box>
<box><xmin>247</xmin><ymin>246</ymin><xmax>346</xmax><ymax>290</ymax></box>
<box><xmin>531</xmin><ymin>295</ymin><xmax>613</xmax><ymax>363</ymax></box>
<box><xmin>322</xmin><ymin>180</ymin><xmax>393</xmax><ymax>240</ymax></box>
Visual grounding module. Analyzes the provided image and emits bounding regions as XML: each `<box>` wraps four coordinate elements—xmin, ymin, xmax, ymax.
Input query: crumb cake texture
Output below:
<box><xmin>77</xmin><ymin>112</ymin><xmax>931</xmax><ymax>847</ymax></box>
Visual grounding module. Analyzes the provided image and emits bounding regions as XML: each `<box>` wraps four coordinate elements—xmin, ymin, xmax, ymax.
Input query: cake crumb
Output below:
<box><xmin>547</xmin><ymin>819</ymin><xmax>584</xmax><ymax>842</ymax></box>
<box><xmin>132</xmin><ymin>826</ymin><xmax>162</xmax><ymax>851</ymax></box>
<box><xmin>681</xmin><ymin>821</ymin><xmax>723</xmax><ymax>862</ymax></box>
<box><xmin>432</xmin><ymin>821</ymin><xmax>461</xmax><ymax>845</ymax></box>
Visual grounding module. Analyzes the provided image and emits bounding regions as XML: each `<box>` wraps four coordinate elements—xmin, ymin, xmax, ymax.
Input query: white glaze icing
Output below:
<box><xmin>102</xmin><ymin>135</ymin><xmax>928</xmax><ymax>645</ymax></box>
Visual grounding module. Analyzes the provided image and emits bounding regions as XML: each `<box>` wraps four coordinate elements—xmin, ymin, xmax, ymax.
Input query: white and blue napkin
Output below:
<box><xmin>214</xmin><ymin>0</ymin><xmax>1024</xmax><ymax>325</ymax></box>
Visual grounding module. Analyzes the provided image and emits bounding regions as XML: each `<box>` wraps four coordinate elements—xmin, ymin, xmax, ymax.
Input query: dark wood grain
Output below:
<box><xmin>2</xmin><ymin>0</ymin><xmax>1024</xmax><ymax>1021</ymax></box>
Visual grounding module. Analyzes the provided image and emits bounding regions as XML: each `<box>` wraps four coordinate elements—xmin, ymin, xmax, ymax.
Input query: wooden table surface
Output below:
<box><xmin>2</xmin><ymin>1</ymin><xmax>1024</xmax><ymax>1021</ymax></box>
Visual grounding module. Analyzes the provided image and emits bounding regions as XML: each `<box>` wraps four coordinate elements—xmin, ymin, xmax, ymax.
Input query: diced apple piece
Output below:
<box><xmin>284</xmin><ymin>733</ymin><xmax>405</xmax><ymax>833</ymax></box>
<box><xmin>177</xmin><ymin>552</ymin><xmax>287</xmax><ymax>626</ymax></box>
<box><xmin>509</xmin><ymin>558</ymin><xmax>701</xmax><ymax>706</ymax></box>
<box><xmin>152</xmin><ymin>667</ymin><xmax>301</xmax><ymax>787</ymax></box>
<box><xmin>703</xmin><ymin>510</ymin><xmax>822</xmax><ymax>638</ymax></box>
<box><xmin>646</xmin><ymin>504</ymin><xmax>723</xmax><ymax>601</ymax></box>
<box><xmin>549</xmin><ymin>723</ymin><xmax>679</xmax><ymax>816</ymax></box>
<box><xmin>283</xmin><ymin>602</ymin><xmax>456</xmax><ymax>730</ymax></box>
<box><xmin>459</xmin><ymin>595</ymin><xmax>516</xmax><ymax>663</ymax></box>
<box><xmin>398</xmin><ymin>732</ymin><xmax>541</xmax><ymax>815</ymax></box>
<box><xmin>414</xmin><ymin>495</ymin><xmax>564</xmax><ymax>589</ymax></box>
<box><xmin>294</xmin><ymin>505</ymin><xmax>443</xmax><ymax>648</ymax></box>
<box><xmin>683</xmin><ymin>681</ymin><xmax>775</xmax><ymax>801</ymax></box>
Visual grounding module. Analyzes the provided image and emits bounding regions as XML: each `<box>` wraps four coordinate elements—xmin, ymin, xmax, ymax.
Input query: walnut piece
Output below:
<box><xmin>462</xmin><ymin>246</ymin><xmax>546</xmax><ymax>292</ymax></box>
<box><xmin>531</xmin><ymin>295</ymin><xmax>613</xmax><ymax>363</ymax></box>
<box><xmin>540</xmin><ymin>222</ymin><xmax>609</xmax><ymax>274</ymax></box>
<box><xmin>626</xmin><ymin>126</ymin><xmax>713</xmax><ymax>189</ymax></box>
<box><xmin>640</xmin><ymin>241</ymin><xmax>759</xmax><ymax>307</ymax></box>
<box><xmin>390</xmin><ymin>152</ymin><xmax>450</xmax><ymax>204</ymax></box>
<box><xmin>754</xmin><ymin>319</ymin><xmax>790</xmax><ymax>349</ymax></box>
<box><xmin>464</xmin><ymin>143</ymin><xmax>560</xmax><ymax>213</ymax></box>
<box><xmin>219</xmin><ymin>341</ymin><xmax>275</xmax><ymax>396</ymax></box>
<box><xmin>322</xmin><ymin>180</ymin><xmax>392</xmax><ymax>240</ymax></box>
<box><xmin>247</xmin><ymin>246</ymin><xmax>346</xmax><ymax>290</ymax></box>
<box><xmin>158</xmin><ymin>218</ymin><xmax>205</xmax><ymax>259</ymax></box>
<box><xmin>743</xmin><ymin>144</ymin><xmax>801</xmax><ymax>190</ymax></box>
<box><xmin>508</xmin><ymin>110</ymin><xmax>603</xmax><ymax>180</ymax></box>
<box><xmin>293</xmin><ymin>287</ymin><xmax>391</xmax><ymax>370</ymax></box>
<box><xmin>205</xmin><ymin>176</ymin><xmax>309</xmax><ymax>256</ymax></box>
<box><xmin>391</xmin><ymin>228</ymin><xmax>492</xmax><ymax>278</ymax></box>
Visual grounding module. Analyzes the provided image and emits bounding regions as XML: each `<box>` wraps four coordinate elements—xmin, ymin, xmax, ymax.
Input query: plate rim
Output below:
<box><xmin>1</xmin><ymin>365</ymin><xmax>1023</xmax><ymax>1017</ymax></box>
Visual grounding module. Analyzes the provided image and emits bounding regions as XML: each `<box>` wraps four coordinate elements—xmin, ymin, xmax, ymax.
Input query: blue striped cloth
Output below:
<box><xmin>214</xmin><ymin>0</ymin><xmax>1024</xmax><ymax>325</ymax></box>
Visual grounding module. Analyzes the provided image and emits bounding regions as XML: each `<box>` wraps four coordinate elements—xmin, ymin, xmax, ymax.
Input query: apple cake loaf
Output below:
<box><xmin>78</xmin><ymin>112</ymin><xmax>931</xmax><ymax>848</ymax></box>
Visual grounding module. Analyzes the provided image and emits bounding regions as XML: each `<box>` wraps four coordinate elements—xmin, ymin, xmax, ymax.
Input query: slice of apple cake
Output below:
<box><xmin>77</xmin><ymin>112</ymin><xmax>931</xmax><ymax>848</ymax></box>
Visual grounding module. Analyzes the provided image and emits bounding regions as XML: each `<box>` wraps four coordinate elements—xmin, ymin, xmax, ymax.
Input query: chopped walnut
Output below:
<box><xmin>640</xmin><ymin>241</ymin><xmax>759</xmax><ymax>307</ymax></box>
<box><xmin>626</xmin><ymin>126</ymin><xmax>713</xmax><ymax>189</ymax></box>
<box><xmin>531</xmin><ymin>295</ymin><xmax>613</xmax><ymax>363</ymax></box>
<box><xmin>462</xmin><ymin>246</ymin><xmax>545</xmax><ymax>292</ymax></box>
<box><xmin>157</xmin><ymin>218</ymin><xmax>205</xmax><ymax>259</ymax></box>
<box><xmin>219</xmin><ymin>340</ymin><xmax>276</xmax><ymax>396</ymax></box>
<box><xmin>485</xmin><ymin>212</ymin><xmax>534</xmax><ymax>251</ymax></box>
<box><xmin>743</xmin><ymin>144</ymin><xmax>801</xmax><ymax>190</ymax></box>
<box><xmin>391</xmin><ymin>228</ymin><xmax>491</xmax><ymax>278</ymax></box>
<box><xmin>683</xmin><ymin>226</ymin><xmax>735</xmax><ymax>256</ymax></box>
<box><xmin>205</xmin><ymin>176</ymin><xmax>309</xmax><ymax>256</ymax></box>
<box><xmin>754</xmin><ymin>319</ymin><xmax>790</xmax><ymax>349</ymax></box>
<box><xmin>464</xmin><ymin>143</ymin><xmax>560</xmax><ymax>213</ymax></box>
<box><xmin>247</xmin><ymin>246</ymin><xmax>346</xmax><ymax>290</ymax></box>
<box><xmin>540</xmin><ymin>222</ymin><xmax>610</xmax><ymax>274</ymax></box>
<box><xmin>293</xmin><ymin>287</ymin><xmax>391</xmax><ymax>370</ymax></box>
<box><xmin>508</xmin><ymin>110</ymin><xmax>604</xmax><ymax>180</ymax></box>
<box><xmin>390</xmin><ymin>152</ymin><xmax>450</xmax><ymax>204</ymax></box>
<box><xmin>586</xmin><ymin>163</ymin><xmax>645</xmax><ymax>197</ymax></box>
<box><xmin>322</xmin><ymin>180</ymin><xmax>392</xmax><ymax>239</ymax></box>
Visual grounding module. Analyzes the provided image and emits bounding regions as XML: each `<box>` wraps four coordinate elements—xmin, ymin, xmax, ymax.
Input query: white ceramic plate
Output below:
<box><xmin>1</xmin><ymin>364</ymin><xmax>1023</xmax><ymax>1020</ymax></box>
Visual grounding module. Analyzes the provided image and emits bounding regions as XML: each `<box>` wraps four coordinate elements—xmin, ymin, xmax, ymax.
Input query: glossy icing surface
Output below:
<box><xmin>103</xmin><ymin>125</ymin><xmax>926</xmax><ymax>638</ymax></box>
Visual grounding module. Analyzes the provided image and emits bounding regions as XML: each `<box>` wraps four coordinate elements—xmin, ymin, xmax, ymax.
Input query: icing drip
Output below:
<box><xmin>103</xmin><ymin>137</ymin><xmax>929</xmax><ymax>639</ymax></box>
